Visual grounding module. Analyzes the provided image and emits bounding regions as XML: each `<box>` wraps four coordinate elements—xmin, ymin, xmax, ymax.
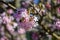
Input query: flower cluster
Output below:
<box><xmin>0</xmin><ymin>0</ymin><xmax>60</xmax><ymax>40</ymax></box>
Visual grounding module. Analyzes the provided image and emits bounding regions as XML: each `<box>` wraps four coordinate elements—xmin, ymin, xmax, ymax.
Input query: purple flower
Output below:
<box><xmin>14</xmin><ymin>8</ymin><xmax>28</xmax><ymax>22</ymax></box>
<box><xmin>14</xmin><ymin>8</ymin><xmax>35</xmax><ymax>30</ymax></box>
<box><xmin>32</xmin><ymin>32</ymin><xmax>39</xmax><ymax>40</ymax></box>
<box><xmin>21</xmin><ymin>1</ymin><xmax>30</xmax><ymax>8</ymax></box>
<box><xmin>51</xmin><ymin>19</ymin><xmax>60</xmax><ymax>30</ymax></box>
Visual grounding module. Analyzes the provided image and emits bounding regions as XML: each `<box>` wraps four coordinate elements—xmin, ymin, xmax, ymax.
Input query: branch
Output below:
<box><xmin>0</xmin><ymin>1</ymin><xmax>16</xmax><ymax>10</ymax></box>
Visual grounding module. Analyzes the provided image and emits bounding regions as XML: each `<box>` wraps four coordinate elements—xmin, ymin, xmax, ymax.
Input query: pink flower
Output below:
<box><xmin>0</xmin><ymin>36</ymin><xmax>8</xmax><ymax>40</ymax></box>
<box><xmin>57</xmin><ymin>7</ymin><xmax>60</xmax><ymax>13</ymax></box>
<box><xmin>18</xmin><ymin>28</ymin><xmax>26</xmax><ymax>34</ymax></box>
<box><xmin>6</xmin><ymin>24</ymin><xmax>14</xmax><ymax>34</ymax></box>
<box><xmin>45</xmin><ymin>2</ymin><xmax>51</xmax><ymax>9</ymax></box>
<box><xmin>57</xmin><ymin>0</ymin><xmax>60</xmax><ymax>4</ymax></box>
<box><xmin>7</xmin><ymin>9</ymin><xmax>14</xmax><ymax>14</ymax></box>
<box><xmin>18</xmin><ymin>17</ymin><xmax>35</xmax><ymax>30</ymax></box>
<box><xmin>3</xmin><ymin>16</ymin><xmax>11</xmax><ymax>24</ymax></box>
<box><xmin>55</xmin><ymin>20</ymin><xmax>60</xmax><ymax>29</ymax></box>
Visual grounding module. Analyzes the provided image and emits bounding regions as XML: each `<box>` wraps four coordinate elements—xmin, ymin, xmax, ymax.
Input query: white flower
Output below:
<box><xmin>41</xmin><ymin>9</ymin><xmax>46</xmax><ymax>13</ymax></box>
<box><xmin>34</xmin><ymin>16</ymin><xmax>38</xmax><ymax>22</ymax></box>
<box><xmin>10</xmin><ymin>16</ymin><xmax>14</xmax><ymax>21</ymax></box>
<box><xmin>13</xmin><ymin>22</ymin><xmax>18</xmax><ymax>28</ymax></box>
<box><xmin>34</xmin><ymin>22</ymin><xmax>38</xmax><ymax>27</ymax></box>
